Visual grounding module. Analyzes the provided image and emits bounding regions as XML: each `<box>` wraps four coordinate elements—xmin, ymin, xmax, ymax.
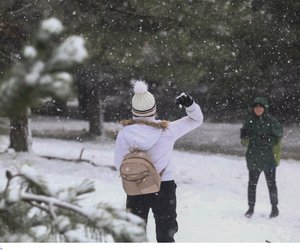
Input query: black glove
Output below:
<box><xmin>175</xmin><ymin>92</ymin><xmax>194</xmax><ymax>108</ymax></box>
<box><xmin>240</xmin><ymin>128</ymin><xmax>249</xmax><ymax>139</ymax></box>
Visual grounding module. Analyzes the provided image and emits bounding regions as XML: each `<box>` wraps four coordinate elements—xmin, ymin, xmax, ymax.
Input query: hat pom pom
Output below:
<box><xmin>133</xmin><ymin>80</ymin><xmax>148</xmax><ymax>94</ymax></box>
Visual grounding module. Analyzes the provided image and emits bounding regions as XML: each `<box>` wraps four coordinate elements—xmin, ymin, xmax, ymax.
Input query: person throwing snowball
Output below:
<box><xmin>114</xmin><ymin>80</ymin><xmax>203</xmax><ymax>242</ymax></box>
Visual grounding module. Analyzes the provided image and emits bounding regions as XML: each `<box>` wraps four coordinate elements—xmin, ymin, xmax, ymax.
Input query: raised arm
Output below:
<box><xmin>169</xmin><ymin>93</ymin><xmax>203</xmax><ymax>140</ymax></box>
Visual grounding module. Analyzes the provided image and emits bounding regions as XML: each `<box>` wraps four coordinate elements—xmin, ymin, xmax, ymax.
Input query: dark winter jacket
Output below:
<box><xmin>240</xmin><ymin>97</ymin><xmax>283</xmax><ymax>171</ymax></box>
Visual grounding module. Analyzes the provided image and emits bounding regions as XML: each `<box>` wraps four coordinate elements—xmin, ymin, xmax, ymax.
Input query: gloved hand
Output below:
<box><xmin>240</xmin><ymin>128</ymin><xmax>249</xmax><ymax>139</ymax></box>
<box><xmin>175</xmin><ymin>92</ymin><xmax>194</xmax><ymax>108</ymax></box>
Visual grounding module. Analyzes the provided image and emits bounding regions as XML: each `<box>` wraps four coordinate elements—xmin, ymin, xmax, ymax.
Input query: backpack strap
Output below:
<box><xmin>129</xmin><ymin>146</ymin><xmax>141</xmax><ymax>153</ymax></box>
<box><xmin>159</xmin><ymin>167</ymin><xmax>166</xmax><ymax>177</ymax></box>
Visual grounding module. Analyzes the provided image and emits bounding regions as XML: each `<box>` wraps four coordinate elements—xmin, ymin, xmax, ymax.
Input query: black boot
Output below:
<box><xmin>269</xmin><ymin>205</ymin><xmax>279</xmax><ymax>218</ymax></box>
<box><xmin>245</xmin><ymin>206</ymin><xmax>254</xmax><ymax>218</ymax></box>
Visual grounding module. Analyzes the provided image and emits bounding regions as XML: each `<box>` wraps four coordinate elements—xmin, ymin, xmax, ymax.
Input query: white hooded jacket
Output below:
<box><xmin>114</xmin><ymin>102</ymin><xmax>203</xmax><ymax>181</ymax></box>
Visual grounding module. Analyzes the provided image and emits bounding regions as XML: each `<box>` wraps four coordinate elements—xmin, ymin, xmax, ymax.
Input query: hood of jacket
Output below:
<box><xmin>252</xmin><ymin>97</ymin><xmax>269</xmax><ymax>112</ymax></box>
<box><xmin>122</xmin><ymin>119</ymin><xmax>163</xmax><ymax>151</ymax></box>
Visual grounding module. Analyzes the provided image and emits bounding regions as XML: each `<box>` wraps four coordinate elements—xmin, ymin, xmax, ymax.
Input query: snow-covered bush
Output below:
<box><xmin>0</xmin><ymin>166</ymin><xmax>147</xmax><ymax>242</ymax></box>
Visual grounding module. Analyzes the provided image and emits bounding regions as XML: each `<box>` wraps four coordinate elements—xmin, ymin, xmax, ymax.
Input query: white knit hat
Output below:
<box><xmin>131</xmin><ymin>80</ymin><xmax>156</xmax><ymax>117</ymax></box>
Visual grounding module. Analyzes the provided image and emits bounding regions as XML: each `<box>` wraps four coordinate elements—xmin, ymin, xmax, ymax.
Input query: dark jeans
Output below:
<box><xmin>126</xmin><ymin>180</ymin><xmax>178</xmax><ymax>242</ymax></box>
<box><xmin>248</xmin><ymin>168</ymin><xmax>278</xmax><ymax>207</ymax></box>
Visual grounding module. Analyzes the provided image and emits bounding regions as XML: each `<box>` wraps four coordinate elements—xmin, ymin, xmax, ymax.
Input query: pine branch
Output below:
<box><xmin>48</xmin><ymin>200</ymin><xmax>57</xmax><ymax>220</ymax></box>
<box><xmin>20</xmin><ymin>192</ymin><xmax>90</xmax><ymax>219</ymax></box>
<box><xmin>28</xmin><ymin>201</ymin><xmax>50</xmax><ymax>214</ymax></box>
<box><xmin>9</xmin><ymin>4</ymin><xmax>34</xmax><ymax>16</ymax></box>
<box><xmin>0</xmin><ymin>3</ymin><xmax>34</xmax><ymax>17</ymax></box>
<box><xmin>3</xmin><ymin>171</ymin><xmax>22</xmax><ymax>194</ymax></box>
<box><xmin>0</xmin><ymin>50</ymin><xmax>11</xmax><ymax>61</ymax></box>
<box><xmin>1</xmin><ymin>165</ymin><xmax>147</xmax><ymax>242</ymax></box>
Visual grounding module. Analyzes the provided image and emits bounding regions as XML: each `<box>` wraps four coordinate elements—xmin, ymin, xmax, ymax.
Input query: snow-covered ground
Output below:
<box><xmin>1</xmin><ymin>135</ymin><xmax>299</xmax><ymax>242</ymax></box>
<box><xmin>1</xmin><ymin>116</ymin><xmax>300</xmax><ymax>159</ymax></box>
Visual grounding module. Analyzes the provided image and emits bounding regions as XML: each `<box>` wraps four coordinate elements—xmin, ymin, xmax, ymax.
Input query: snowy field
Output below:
<box><xmin>1</xmin><ymin>135</ymin><xmax>300</xmax><ymax>243</ymax></box>
<box><xmin>1</xmin><ymin>116</ymin><xmax>300</xmax><ymax>159</ymax></box>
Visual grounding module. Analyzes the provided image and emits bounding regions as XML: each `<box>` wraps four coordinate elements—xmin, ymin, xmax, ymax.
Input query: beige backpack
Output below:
<box><xmin>120</xmin><ymin>148</ymin><xmax>165</xmax><ymax>196</ymax></box>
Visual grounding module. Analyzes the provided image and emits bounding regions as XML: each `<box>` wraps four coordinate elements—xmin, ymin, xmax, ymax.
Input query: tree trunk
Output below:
<box><xmin>9</xmin><ymin>108</ymin><xmax>32</xmax><ymax>152</ymax></box>
<box><xmin>87</xmin><ymin>88</ymin><xmax>103</xmax><ymax>135</ymax></box>
<box><xmin>77</xmin><ymin>81</ymin><xmax>89</xmax><ymax>120</ymax></box>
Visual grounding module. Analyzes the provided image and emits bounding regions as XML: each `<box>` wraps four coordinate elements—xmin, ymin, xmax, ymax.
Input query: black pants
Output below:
<box><xmin>126</xmin><ymin>180</ymin><xmax>178</xmax><ymax>242</ymax></box>
<box><xmin>248</xmin><ymin>168</ymin><xmax>278</xmax><ymax>207</ymax></box>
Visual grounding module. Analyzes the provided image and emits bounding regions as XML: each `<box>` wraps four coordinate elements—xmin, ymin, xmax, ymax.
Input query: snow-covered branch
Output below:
<box><xmin>48</xmin><ymin>36</ymin><xmax>88</xmax><ymax>70</ymax></box>
<box><xmin>21</xmin><ymin>192</ymin><xmax>90</xmax><ymax>219</ymax></box>
<box><xmin>0</xmin><ymin>166</ymin><xmax>147</xmax><ymax>242</ymax></box>
<box><xmin>0</xmin><ymin>17</ymin><xmax>88</xmax><ymax>117</ymax></box>
<box><xmin>40</xmin><ymin>154</ymin><xmax>116</xmax><ymax>170</ymax></box>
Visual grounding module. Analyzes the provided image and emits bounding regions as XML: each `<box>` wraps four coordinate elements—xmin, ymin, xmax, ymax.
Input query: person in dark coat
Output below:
<box><xmin>240</xmin><ymin>97</ymin><xmax>283</xmax><ymax>218</ymax></box>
